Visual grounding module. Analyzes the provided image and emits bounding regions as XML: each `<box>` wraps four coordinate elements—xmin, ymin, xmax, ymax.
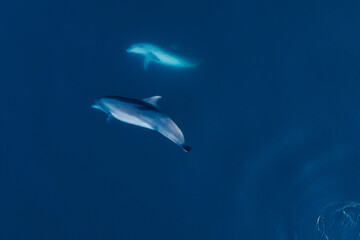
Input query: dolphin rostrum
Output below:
<box><xmin>126</xmin><ymin>43</ymin><xmax>197</xmax><ymax>70</ymax></box>
<box><xmin>92</xmin><ymin>95</ymin><xmax>191</xmax><ymax>152</ymax></box>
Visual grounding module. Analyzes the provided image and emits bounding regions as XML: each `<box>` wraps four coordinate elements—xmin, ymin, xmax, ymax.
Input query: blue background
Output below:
<box><xmin>1</xmin><ymin>0</ymin><xmax>360</xmax><ymax>239</ymax></box>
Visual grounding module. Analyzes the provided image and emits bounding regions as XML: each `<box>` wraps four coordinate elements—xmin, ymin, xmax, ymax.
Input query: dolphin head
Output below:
<box><xmin>126</xmin><ymin>43</ymin><xmax>149</xmax><ymax>55</ymax></box>
<box><xmin>92</xmin><ymin>100</ymin><xmax>109</xmax><ymax>115</ymax></box>
<box><xmin>91</xmin><ymin>100</ymin><xmax>101</xmax><ymax>110</ymax></box>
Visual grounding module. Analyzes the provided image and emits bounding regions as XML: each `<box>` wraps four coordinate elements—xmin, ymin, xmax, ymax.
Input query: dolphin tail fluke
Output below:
<box><xmin>143</xmin><ymin>56</ymin><xmax>151</xmax><ymax>70</ymax></box>
<box><xmin>182</xmin><ymin>145</ymin><xmax>191</xmax><ymax>152</ymax></box>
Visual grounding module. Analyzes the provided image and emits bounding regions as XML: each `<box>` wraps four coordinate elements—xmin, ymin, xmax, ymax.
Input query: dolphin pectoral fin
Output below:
<box><xmin>106</xmin><ymin>114</ymin><xmax>113</xmax><ymax>124</ymax></box>
<box><xmin>143</xmin><ymin>56</ymin><xmax>151</xmax><ymax>70</ymax></box>
<box><xmin>182</xmin><ymin>145</ymin><xmax>191</xmax><ymax>152</ymax></box>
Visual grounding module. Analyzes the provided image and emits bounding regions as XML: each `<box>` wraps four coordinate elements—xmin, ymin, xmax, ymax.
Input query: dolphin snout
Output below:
<box><xmin>91</xmin><ymin>101</ymin><xmax>101</xmax><ymax>110</ymax></box>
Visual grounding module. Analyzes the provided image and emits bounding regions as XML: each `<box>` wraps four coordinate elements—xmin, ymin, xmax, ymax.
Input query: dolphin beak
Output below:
<box><xmin>91</xmin><ymin>103</ymin><xmax>101</xmax><ymax>110</ymax></box>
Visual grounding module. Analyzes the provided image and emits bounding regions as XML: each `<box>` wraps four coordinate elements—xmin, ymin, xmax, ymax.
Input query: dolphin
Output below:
<box><xmin>92</xmin><ymin>95</ymin><xmax>191</xmax><ymax>152</ymax></box>
<box><xmin>126</xmin><ymin>43</ymin><xmax>197</xmax><ymax>70</ymax></box>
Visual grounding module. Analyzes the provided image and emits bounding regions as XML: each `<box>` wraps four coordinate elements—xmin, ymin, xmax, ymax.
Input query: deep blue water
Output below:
<box><xmin>1</xmin><ymin>0</ymin><xmax>360</xmax><ymax>239</ymax></box>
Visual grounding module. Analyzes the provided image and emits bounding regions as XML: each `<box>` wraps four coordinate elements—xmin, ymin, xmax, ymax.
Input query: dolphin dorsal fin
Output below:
<box><xmin>142</xmin><ymin>96</ymin><xmax>162</xmax><ymax>107</ymax></box>
<box><xmin>143</xmin><ymin>56</ymin><xmax>151</xmax><ymax>70</ymax></box>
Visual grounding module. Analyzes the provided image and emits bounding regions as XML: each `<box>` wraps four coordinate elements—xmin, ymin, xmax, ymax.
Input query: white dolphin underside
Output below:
<box><xmin>126</xmin><ymin>43</ymin><xmax>197</xmax><ymax>70</ymax></box>
<box><xmin>92</xmin><ymin>96</ymin><xmax>191</xmax><ymax>152</ymax></box>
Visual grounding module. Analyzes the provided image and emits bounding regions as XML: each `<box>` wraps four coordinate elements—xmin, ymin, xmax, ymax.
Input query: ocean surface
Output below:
<box><xmin>1</xmin><ymin>0</ymin><xmax>360</xmax><ymax>239</ymax></box>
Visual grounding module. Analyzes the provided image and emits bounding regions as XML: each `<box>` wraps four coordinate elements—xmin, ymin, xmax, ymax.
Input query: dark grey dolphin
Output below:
<box><xmin>92</xmin><ymin>95</ymin><xmax>191</xmax><ymax>152</ymax></box>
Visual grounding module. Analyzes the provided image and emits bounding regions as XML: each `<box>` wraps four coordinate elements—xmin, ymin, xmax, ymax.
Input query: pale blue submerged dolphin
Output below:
<box><xmin>92</xmin><ymin>95</ymin><xmax>191</xmax><ymax>152</ymax></box>
<box><xmin>126</xmin><ymin>43</ymin><xmax>197</xmax><ymax>70</ymax></box>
